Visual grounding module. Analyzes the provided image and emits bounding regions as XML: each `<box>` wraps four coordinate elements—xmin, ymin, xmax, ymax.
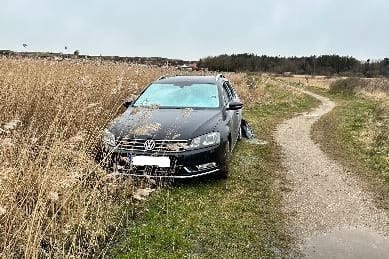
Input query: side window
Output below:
<box><xmin>222</xmin><ymin>83</ymin><xmax>233</xmax><ymax>103</ymax></box>
<box><xmin>225</xmin><ymin>82</ymin><xmax>237</xmax><ymax>99</ymax></box>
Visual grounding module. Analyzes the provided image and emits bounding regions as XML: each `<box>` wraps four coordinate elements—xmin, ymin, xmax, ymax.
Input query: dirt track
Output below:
<box><xmin>274</xmin><ymin>88</ymin><xmax>389</xmax><ymax>258</ymax></box>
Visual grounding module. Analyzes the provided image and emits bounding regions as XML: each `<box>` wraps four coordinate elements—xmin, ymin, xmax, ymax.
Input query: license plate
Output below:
<box><xmin>132</xmin><ymin>156</ymin><xmax>170</xmax><ymax>168</ymax></box>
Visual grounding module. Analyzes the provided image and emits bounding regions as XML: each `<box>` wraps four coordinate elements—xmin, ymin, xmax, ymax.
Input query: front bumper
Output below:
<box><xmin>101</xmin><ymin>144</ymin><xmax>224</xmax><ymax>179</ymax></box>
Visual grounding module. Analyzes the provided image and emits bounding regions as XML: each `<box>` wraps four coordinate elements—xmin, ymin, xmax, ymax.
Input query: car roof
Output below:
<box><xmin>155</xmin><ymin>75</ymin><xmax>225</xmax><ymax>85</ymax></box>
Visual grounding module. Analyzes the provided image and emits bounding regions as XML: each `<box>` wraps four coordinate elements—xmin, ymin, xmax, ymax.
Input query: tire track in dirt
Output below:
<box><xmin>274</xmin><ymin>87</ymin><xmax>389</xmax><ymax>258</ymax></box>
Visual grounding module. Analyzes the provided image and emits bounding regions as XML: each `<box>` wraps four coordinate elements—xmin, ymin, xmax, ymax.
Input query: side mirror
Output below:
<box><xmin>227</xmin><ymin>100</ymin><xmax>243</xmax><ymax>110</ymax></box>
<box><xmin>123</xmin><ymin>100</ymin><xmax>133</xmax><ymax>108</ymax></box>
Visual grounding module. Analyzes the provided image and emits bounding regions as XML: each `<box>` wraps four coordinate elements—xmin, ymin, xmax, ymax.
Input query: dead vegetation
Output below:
<box><xmin>0</xmin><ymin>57</ymin><xmax>178</xmax><ymax>257</ymax></box>
<box><xmin>0</xmin><ymin>57</ymin><xmax>259</xmax><ymax>257</ymax></box>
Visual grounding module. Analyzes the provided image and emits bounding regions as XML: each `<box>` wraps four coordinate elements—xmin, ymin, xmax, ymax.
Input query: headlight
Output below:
<box><xmin>103</xmin><ymin>129</ymin><xmax>116</xmax><ymax>146</ymax></box>
<box><xmin>189</xmin><ymin>132</ymin><xmax>220</xmax><ymax>149</ymax></box>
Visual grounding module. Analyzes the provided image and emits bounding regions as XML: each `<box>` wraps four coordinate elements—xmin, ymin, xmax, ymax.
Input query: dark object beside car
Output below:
<box><xmin>99</xmin><ymin>74</ymin><xmax>243</xmax><ymax>179</ymax></box>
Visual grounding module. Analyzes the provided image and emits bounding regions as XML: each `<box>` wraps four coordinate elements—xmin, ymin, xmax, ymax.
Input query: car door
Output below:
<box><xmin>226</xmin><ymin>81</ymin><xmax>243</xmax><ymax>124</ymax></box>
<box><xmin>222</xmin><ymin>82</ymin><xmax>240</xmax><ymax>145</ymax></box>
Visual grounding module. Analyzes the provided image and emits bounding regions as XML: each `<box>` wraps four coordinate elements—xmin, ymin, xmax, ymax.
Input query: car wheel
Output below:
<box><xmin>219</xmin><ymin>140</ymin><xmax>230</xmax><ymax>179</ymax></box>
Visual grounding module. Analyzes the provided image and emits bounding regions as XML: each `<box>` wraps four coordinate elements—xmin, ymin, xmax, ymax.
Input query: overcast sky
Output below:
<box><xmin>1</xmin><ymin>0</ymin><xmax>388</xmax><ymax>60</ymax></box>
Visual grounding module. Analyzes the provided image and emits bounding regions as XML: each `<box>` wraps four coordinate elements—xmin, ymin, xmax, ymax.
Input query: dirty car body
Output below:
<box><xmin>101</xmin><ymin>75</ymin><xmax>243</xmax><ymax>179</ymax></box>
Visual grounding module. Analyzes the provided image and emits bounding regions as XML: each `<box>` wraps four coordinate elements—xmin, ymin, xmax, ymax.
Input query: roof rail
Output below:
<box><xmin>157</xmin><ymin>74</ymin><xmax>169</xmax><ymax>80</ymax></box>
<box><xmin>215</xmin><ymin>74</ymin><xmax>225</xmax><ymax>81</ymax></box>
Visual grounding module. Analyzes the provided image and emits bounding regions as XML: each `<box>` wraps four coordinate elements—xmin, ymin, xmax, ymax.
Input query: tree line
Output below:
<box><xmin>198</xmin><ymin>54</ymin><xmax>389</xmax><ymax>77</ymax></box>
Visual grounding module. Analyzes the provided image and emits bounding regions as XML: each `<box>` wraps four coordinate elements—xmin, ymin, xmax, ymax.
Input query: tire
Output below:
<box><xmin>218</xmin><ymin>140</ymin><xmax>231</xmax><ymax>179</ymax></box>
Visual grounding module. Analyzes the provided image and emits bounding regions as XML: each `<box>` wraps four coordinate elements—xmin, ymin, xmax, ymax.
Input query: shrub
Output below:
<box><xmin>329</xmin><ymin>78</ymin><xmax>367</xmax><ymax>95</ymax></box>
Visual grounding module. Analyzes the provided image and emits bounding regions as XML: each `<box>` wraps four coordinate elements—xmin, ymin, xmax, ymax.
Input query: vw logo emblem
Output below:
<box><xmin>144</xmin><ymin>139</ymin><xmax>156</xmax><ymax>151</ymax></box>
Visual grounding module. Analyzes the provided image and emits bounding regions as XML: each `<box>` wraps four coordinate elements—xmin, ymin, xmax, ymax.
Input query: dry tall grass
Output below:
<box><xmin>0</xmin><ymin>57</ymin><xmax>260</xmax><ymax>257</ymax></box>
<box><xmin>0</xmin><ymin>57</ymin><xmax>183</xmax><ymax>257</ymax></box>
<box><xmin>275</xmin><ymin>74</ymin><xmax>339</xmax><ymax>89</ymax></box>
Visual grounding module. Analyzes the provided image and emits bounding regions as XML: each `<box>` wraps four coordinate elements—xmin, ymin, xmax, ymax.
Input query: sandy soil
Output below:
<box><xmin>274</xmin><ymin>88</ymin><xmax>389</xmax><ymax>258</ymax></box>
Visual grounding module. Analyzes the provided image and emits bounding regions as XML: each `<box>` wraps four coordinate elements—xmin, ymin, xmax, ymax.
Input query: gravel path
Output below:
<box><xmin>274</xmin><ymin>88</ymin><xmax>389</xmax><ymax>258</ymax></box>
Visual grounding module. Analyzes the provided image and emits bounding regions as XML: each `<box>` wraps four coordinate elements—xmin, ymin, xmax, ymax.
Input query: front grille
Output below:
<box><xmin>129</xmin><ymin>165</ymin><xmax>181</xmax><ymax>177</ymax></box>
<box><xmin>117</xmin><ymin>138</ymin><xmax>190</xmax><ymax>153</ymax></box>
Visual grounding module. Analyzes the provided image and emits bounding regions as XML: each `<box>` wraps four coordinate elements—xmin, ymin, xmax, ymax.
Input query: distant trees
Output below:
<box><xmin>198</xmin><ymin>54</ymin><xmax>389</xmax><ymax>77</ymax></box>
<box><xmin>381</xmin><ymin>58</ymin><xmax>389</xmax><ymax>76</ymax></box>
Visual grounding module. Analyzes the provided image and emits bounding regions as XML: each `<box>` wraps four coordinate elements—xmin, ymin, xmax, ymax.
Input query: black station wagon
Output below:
<box><xmin>100</xmin><ymin>74</ymin><xmax>243</xmax><ymax>179</ymax></box>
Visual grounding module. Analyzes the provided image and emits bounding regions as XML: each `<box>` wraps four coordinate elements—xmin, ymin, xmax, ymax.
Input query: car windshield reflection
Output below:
<box><xmin>133</xmin><ymin>83</ymin><xmax>220</xmax><ymax>109</ymax></box>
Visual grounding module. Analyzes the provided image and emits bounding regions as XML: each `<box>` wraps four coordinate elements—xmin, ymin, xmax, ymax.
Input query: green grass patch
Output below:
<box><xmin>110</xmin><ymin>80</ymin><xmax>319</xmax><ymax>258</ymax></box>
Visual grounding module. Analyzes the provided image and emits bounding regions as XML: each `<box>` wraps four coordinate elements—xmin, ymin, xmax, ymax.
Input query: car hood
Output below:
<box><xmin>108</xmin><ymin>107</ymin><xmax>223</xmax><ymax>140</ymax></box>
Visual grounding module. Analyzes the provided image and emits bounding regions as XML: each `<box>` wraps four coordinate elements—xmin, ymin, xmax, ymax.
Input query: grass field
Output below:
<box><xmin>4</xmin><ymin>56</ymin><xmax>387</xmax><ymax>258</ymax></box>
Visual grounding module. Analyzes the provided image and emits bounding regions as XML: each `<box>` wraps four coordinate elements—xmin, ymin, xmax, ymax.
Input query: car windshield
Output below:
<box><xmin>133</xmin><ymin>83</ymin><xmax>220</xmax><ymax>108</ymax></box>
